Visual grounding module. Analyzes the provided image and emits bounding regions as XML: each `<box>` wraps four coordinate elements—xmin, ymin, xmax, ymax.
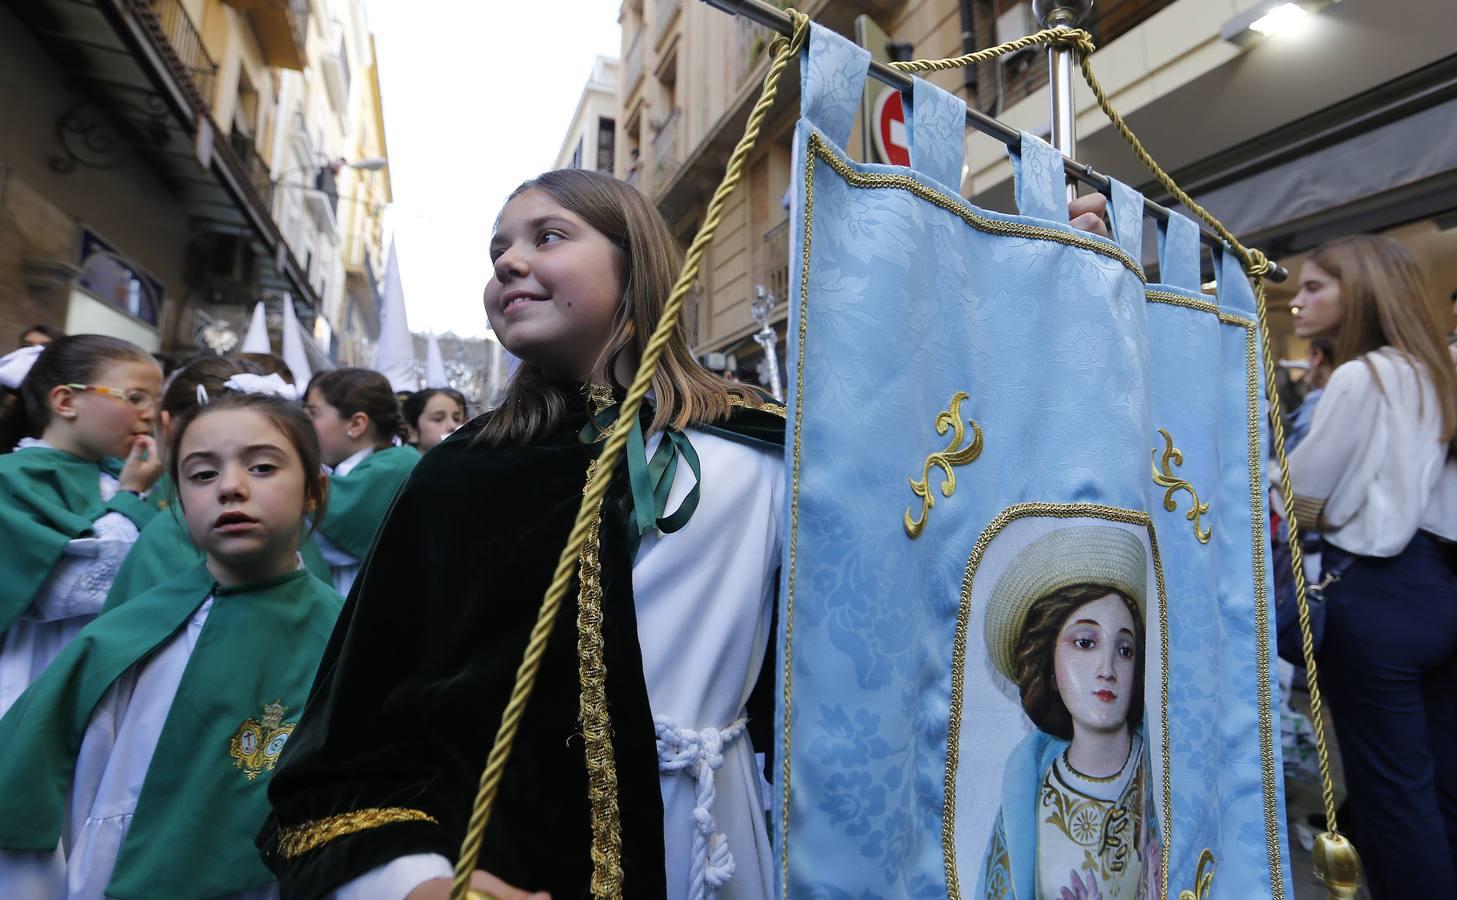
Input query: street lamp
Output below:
<box><xmin>751</xmin><ymin>285</ymin><xmax>784</xmax><ymax>402</ymax></box>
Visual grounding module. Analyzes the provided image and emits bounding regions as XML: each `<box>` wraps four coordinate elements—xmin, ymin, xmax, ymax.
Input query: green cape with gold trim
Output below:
<box><xmin>0</xmin><ymin>562</ymin><xmax>342</xmax><ymax>899</ymax></box>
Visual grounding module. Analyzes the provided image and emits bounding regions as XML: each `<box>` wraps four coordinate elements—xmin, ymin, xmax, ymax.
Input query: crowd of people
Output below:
<box><xmin>0</xmin><ymin>166</ymin><xmax>1447</xmax><ymax>900</ymax></box>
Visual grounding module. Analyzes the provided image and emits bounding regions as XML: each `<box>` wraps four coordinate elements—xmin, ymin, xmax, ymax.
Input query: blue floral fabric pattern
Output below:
<box><xmin>776</xmin><ymin>22</ymin><xmax>1292</xmax><ymax>900</ymax></box>
<box><xmin>908</xmin><ymin>78</ymin><xmax>967</xmax><ymax>192</ymax></box>
<box><xmin>1009</xmin><ymin>133</ymin><xmax>1065</xmax><ymax>223</ymax></box>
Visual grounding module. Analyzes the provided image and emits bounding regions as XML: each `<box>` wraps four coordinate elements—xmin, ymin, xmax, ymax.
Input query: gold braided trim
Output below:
<box><xmin>576</xmin><ymin>458</ymin><xmax>623</xmax><ymax>897</ymax></box>
<box><xmin>276</xmin><ymin>807</ymin><xmax>437</xmax><ymax>859</ymax></box>
<box><xmin>808</xmin><ymin>134</ymin><xmax>1146</xmax><ymax>282</ymax></box>
<box><xmin>941</xmin><ymin>503</ymin><xmax>1171</xmax><ymax>899</ymax></box>
<box><xmin>729</xmin><ymin>393</ymin><xmax>788</xmax><ymax>418</ymax></box>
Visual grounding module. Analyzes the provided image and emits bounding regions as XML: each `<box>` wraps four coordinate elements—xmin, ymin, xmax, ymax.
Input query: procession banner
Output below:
<box><xmin>774</xmin><ymin>24</ymin><xmax>1292</xmax><ymax>899</ymax></box>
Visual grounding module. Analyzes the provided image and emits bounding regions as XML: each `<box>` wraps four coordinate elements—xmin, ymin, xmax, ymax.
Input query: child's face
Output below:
<box><xmin>58</xmin><ymin>358</ymin><xmax>162</xmax><ymax>459</ymax></box>
<box><xmin>1052</xmin><ymin>592</ymin><xmax>1137</xmax><ymax>738</ymax></box>
<box><xmin>303</xmin><ymin>387</ymin><xmax>360</xmax><ymax>468</ymax></box>
<box><xmin>411</xmin><ymin>393</ymin><xmax>465</xmax><ymax>451</ymax></box>
<box><xmin>177</xmin><ymin>408</ymin><xmax>313</xmax><ymax>586</ymax></box>
<box><xmin>484</xmin><ymin>189</ymin><xmax>625</xmax><ymax>380</ymax></box>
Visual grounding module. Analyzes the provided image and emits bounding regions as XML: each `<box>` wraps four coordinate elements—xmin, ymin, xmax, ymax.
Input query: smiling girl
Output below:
<box><xmin>978</xmin><ymin>525</ymin><xmax>1161</xmax><ymax>900</ymax></box>
<box><xmin>0</xmin><ymin>392</ymin><xmax>342</xmax><ymax>899</ymax></box>
<box><xmin>0</xmin><ymin>335</ymin><xmax>164</xmax><ymax>715</ymax></box>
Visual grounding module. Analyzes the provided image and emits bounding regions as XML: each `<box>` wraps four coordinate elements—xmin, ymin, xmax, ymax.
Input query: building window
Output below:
<box><xmin>569</xmin><ymin>138</ymin><xmax>584</xmax><ymax>169</ymax></box>
<box><xmin>597</xmin><ymin>116</ymin><xmax>616</xmax><ymax>174</ymax></box>
<box><xmin>75</xmin><ymin>229</ymin><xmax>163</xmax><ymax>326</ymax></box>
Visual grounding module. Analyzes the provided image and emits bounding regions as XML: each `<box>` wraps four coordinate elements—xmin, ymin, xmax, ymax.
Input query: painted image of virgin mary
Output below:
<box><xmin>975</xmin><ymin>525</ymin><xmax>1162</xmax><ymax>900</ymax></box>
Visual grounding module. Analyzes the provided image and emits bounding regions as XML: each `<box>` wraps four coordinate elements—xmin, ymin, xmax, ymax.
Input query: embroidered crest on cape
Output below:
<box><xmin>230</xmin><ymin>700</ymin><xmax>296</xmax><ymax>780</ymax></box>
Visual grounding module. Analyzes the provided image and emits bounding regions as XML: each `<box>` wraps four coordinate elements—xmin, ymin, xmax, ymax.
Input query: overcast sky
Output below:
<box><xmin>365</xmin><ymin>1</ymin><xmax>622</xmax><ymax>338</ymax></box>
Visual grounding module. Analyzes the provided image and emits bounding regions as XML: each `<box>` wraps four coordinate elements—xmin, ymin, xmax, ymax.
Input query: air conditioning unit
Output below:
<box><xmin>995</xmin><ymin>2</ymin><xmax>1037</xmax><ymax>44</ymax></box>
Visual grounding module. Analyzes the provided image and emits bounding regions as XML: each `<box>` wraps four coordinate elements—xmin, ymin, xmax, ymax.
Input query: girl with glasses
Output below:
<box><xmin>0</xmin><ymin>335</ymin><xmax>164</xmax><ymax>715</ymax></box>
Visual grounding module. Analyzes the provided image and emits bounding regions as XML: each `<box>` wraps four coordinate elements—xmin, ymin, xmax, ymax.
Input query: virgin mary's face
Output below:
<box><xmin>1053</xmin><ymin>593</ymin><xmax>1137</xmax><ymax>736</ymax></box>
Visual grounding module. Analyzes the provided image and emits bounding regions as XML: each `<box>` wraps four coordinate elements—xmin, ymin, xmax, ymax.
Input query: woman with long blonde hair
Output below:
<box><xmin>1287</xmin><ymin>234</ymin><xmax>1457</xmax><ymax>898</ymax></box>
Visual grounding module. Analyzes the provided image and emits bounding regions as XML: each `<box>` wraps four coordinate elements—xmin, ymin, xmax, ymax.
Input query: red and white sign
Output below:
<box><xmin>872</xmin><ymin>89</ymin><xmax>910</xmax><ymax>167</ymax></box>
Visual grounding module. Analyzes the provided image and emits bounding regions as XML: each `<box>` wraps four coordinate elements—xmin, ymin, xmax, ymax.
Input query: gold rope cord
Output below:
<box><xmin>894</xmin><ymin>23</ymin><xmax>1351</xmax><ymax>893</ymax></box>
<box><xmin>448</xmin><ymin>11</ymin><xmax>812</xmax><ymax>899</ymax></box>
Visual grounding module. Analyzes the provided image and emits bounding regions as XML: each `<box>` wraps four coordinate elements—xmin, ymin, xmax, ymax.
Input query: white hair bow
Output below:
<box><xmin>223</xmin><ymin>372</ymin><xmax>300</xmax><ymax>401</ymax></box>
<box><xmin>0</xmin><ymin>345</ymin><xmax>44</xmax><ymax>390</ymax></box>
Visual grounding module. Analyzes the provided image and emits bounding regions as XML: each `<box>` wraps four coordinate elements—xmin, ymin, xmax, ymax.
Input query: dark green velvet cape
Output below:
<box><xmin>258</xmin><ymin>387</ymin><xmax>785</xmax><ymax>899</ymax></box>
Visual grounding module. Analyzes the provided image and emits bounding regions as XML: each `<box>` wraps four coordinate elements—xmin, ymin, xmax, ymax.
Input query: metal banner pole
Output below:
<box><xmin>1033</xmin><ymin>0</ymin><xmax>1094</xmax><ymax>203</ymax></box>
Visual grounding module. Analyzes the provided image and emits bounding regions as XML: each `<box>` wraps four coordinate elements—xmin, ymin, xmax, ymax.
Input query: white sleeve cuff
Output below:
<box><xmin>328</xmin><ymin>852</ymin><xmax>453</xmax><ymax>900</ymax></box>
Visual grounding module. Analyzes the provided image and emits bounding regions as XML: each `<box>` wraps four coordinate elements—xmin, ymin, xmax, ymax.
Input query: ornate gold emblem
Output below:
<box><xmin>230</xmin><ymin>700</ymin><xmax>296</xmax><ymax>781</ymax></box>
<box><xmin>1178</xmin><ymin>849</ymin><xmax>1217</xmax><ymax>900</ymax></box>
<box><xmin>1152</xmin><ymin>428</ymin><xmax>1211</xmax><ymax>544</ymax></box>
<box><xmin>904</xmin><ymin>391</ymin><xmax>984</xmax><ymax>538</ymax></box>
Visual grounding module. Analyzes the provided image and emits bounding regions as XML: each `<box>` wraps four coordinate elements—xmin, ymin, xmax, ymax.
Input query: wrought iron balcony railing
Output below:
<box><xmin>145</xmin><ymin>0</ymin><xmax>217</xmax><ymax>112</ymax></box>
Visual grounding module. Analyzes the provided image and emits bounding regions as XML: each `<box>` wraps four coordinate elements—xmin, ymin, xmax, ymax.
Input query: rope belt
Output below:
<box><xmin>655</xmin><ymin>714</ymin><xmax>749</xmax><ymax>900</ymax></box>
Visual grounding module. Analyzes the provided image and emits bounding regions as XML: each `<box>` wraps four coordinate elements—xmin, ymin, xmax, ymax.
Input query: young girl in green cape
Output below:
<box><xmin>302</xmin><ymin>367</ymin><xmax>419</xmax><ymax>596</ymax></box>
<box><xmin>0</xmin><ymin>391</ymin><xmax>342</xmax><ymax>899</ymax></box>
<box><xmin>0</xmin><ymin>335</ymin><xmax>164</xmax><ymax>716</ymax></box>
<box><xmin>103</xmin><ymin>357</ymin><xmax>330</xmax><ymax>612</ymax></box>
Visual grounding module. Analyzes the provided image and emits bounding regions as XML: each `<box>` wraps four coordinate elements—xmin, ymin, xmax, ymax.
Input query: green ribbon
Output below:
<box><xmin>581</xmin><ymin>399</ymin><xmax>701</xmax><ymax>560</ymax></box>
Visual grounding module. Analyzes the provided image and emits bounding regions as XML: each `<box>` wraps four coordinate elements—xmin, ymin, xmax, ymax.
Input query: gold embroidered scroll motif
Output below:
<box><xmin>1178</xmin><ymin>849</ymin><xmax>1217</xmax><ymax>900</ymax></box>
<box><xmin>1152</xmin><ymin>428</ymin><xmax>1211</xmax><ymax>544</ymax></box>
<box><xmin>904</xmin><ymin>392</ymin><xmax>984</xmax><ymax>539</ymax></box>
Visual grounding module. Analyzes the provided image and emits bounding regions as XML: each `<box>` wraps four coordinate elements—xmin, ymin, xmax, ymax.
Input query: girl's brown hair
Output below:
<box><xmin>0</xmin><ymin>334</ymin><xmax>156</xmax><ymax>452</ymax></box>
<box><xmin>306</xmin><ymin>368</ymin><xmax>401</xmax><ymax>445</ymax></box>
<box><xmin>1309</xmin><ymin>235</ymin><xmax>1457</xmax><ymax>447</ymax></box>
<box><xmin>1014</xmin><ymin>584</ymin><xmax>1145</xmax><ymax>742</ymax></box>
<box><xmin>161</xmin><ymin>355</ymin><xmax>261</xmax><ymax>419</ymax></box>
<box><xmin>475</xmin><ymin>168</ymin><xmax>763</xmax><ymax>447</ymax></box>
<box><xmin>167</xmin><ymin>392</ymin><xmax>328</xmax><ymax>533</ymax></box>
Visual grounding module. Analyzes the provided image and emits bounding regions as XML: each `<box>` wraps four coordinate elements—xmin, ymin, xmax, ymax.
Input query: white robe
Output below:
<box><xmin>0</xmin><ymin>597</ymin><xmax>276</xmax><ymax>899</ymax></box>
<box><xmin>0</xmin><ymin>440</ymin><xmax>140</xmax><ymax>717</ymax></box>
<box><xmin>335</xmin><ymin>427</ymin><xmax>784</xmax><ymax>900</ymax></box>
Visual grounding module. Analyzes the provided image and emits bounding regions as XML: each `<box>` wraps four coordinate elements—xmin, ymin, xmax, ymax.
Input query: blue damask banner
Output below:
<box><xmin>774</xmin><ymin>24</ymin><xmax>1291</xmax><ymax>899</ymax></box>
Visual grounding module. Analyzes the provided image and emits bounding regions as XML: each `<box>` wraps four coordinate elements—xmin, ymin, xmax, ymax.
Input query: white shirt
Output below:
<box><xmin>0</xmin><ymin>597</ymin><xmax>276</xmax><ymax>899</ymax></box>
<box><xmin>1289</xmin><ymin>347</ymin><xmax>1457</xmax><ymax>556</ymax></box>
<box><xmin>335</xmin><ymin>427</ymin><xmax>785</xmax><ymax>900</ymax></box>
<box><xmin>314</xmin><ymin>447</ymin><xmax>375</xmax><ymax>597</ymax></box>
<box><xmin>0</xmin><ymin>440</ymin><xmax>141</xmax><ymax>716</ymax></box>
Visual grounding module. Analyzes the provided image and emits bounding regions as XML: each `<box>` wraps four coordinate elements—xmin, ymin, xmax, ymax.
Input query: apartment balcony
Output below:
<box><xmin>321</xmin><ymin>21</ymin><xmax>351</xmax><ymax>112</ymax></box>
<box><xmin>623</xmin><ymin>30</ymin><xmax>644</xmax><ymax>96</ymax></box>
<box><xmin>222</xmin><ymin>0</ymin><xmax>309</xmax><ymax>70</ymax></box>
<box><xmin>651</xmin><ymin>0</ymin><xmax>680</xmax><ymax>51</ymax></box>
<box><xmin>988</xmin><ymin>0</ymin><xmax>1180</xmax><ymax>111</ymax></box>
<box><xmin>651</xmin><ymin>107</ymin><xmax>681</xmax><ymax>190</ymax></box>
<box><xmin>7</xmin><ymin>0</ymin><xmax>323</xmax><ymax>319</ymax></box>
<box><xmin>148</xmin><ymin>0</ymin><xmax>217</xmax><ymax>110</ymax></box>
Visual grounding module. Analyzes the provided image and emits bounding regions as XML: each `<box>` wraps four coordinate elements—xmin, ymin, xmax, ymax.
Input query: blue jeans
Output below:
<box><xmin>1318</xmin><ymin>531</ymin><xmax>1457</xmax><ymax>898</ymax></box>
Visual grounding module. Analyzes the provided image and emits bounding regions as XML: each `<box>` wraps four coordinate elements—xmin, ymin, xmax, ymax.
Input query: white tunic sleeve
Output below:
<box><xmin>0</xmin><ymin>475</ymin><xmax>142</xmax><ymax>716</ymax></box>
<box><xmin>329</xmin><ymin>852</ymin><xmax>453</xmax><ymax>899</ymax></box>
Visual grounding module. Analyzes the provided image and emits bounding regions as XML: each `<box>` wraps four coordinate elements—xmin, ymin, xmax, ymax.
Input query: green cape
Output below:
<box><xmin>0</xmin><ymin>563</ymin><xmax>342</xmax><ymax>899</ymax></box>
<box><xmin>102</xmin><ymin>509</ymin><xmax>332</xmax><ymax>613</ymax></box>
<box><xmin>315</xmin><ymin>444</ymin><xmax>419</xmax><ymax>558</ymax></box>
<box><xmin>0</xmin><ymin>446</ymin><xmax>158</xmax><ymax>635</ymax></box>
